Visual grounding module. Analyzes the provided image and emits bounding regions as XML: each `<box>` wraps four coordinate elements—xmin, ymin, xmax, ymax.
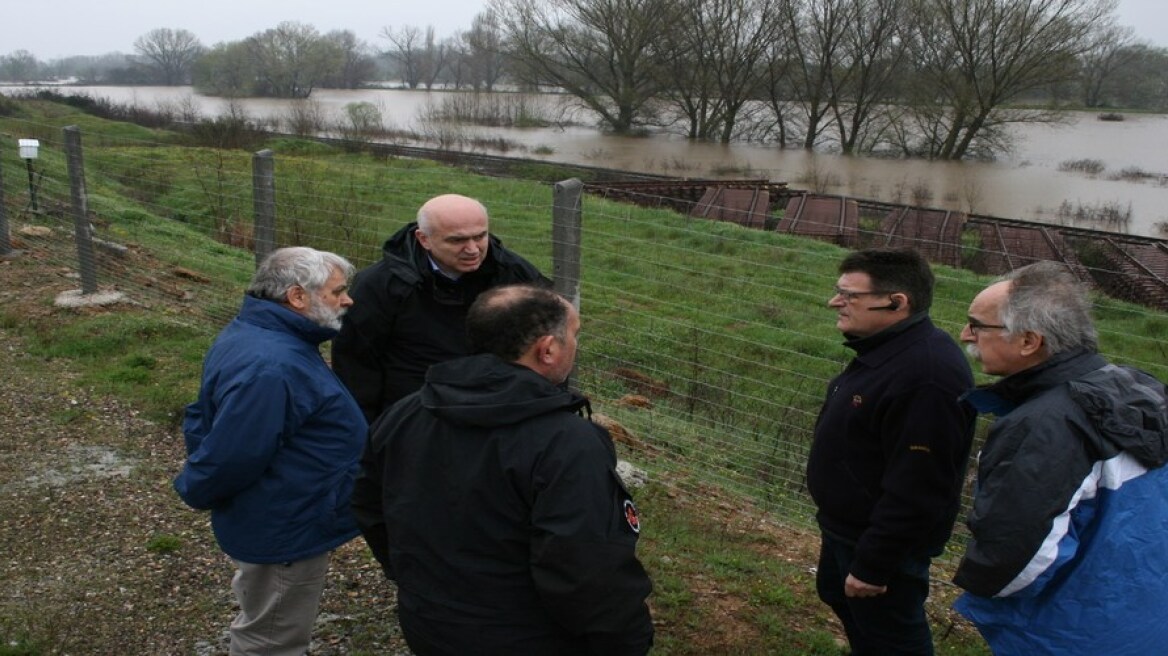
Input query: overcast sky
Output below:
<box><xmin>5</xmin><ymin>0</ymin><xmax>1167</xmax><ymax>61</ymax></box>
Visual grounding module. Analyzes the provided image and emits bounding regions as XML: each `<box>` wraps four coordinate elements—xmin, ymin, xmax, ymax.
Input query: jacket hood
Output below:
<box><xmin>967</xmin><ymin>348</ymin><xmax>1168</xmax><ymax>469</ymax></box>
<box><xmin>381</xmin><ymin>222</ymin><xmax>428</xmax><ymax>278</ymax></box>
<box><xmin>1068</xmin><ymin>362</ymin><xmax>1168</xmax><ymax>469</ymax></box>
<box><xmin>420</xmin><ymin>353</ymin><xmax>586</xmax><ymax>428</ymax></box>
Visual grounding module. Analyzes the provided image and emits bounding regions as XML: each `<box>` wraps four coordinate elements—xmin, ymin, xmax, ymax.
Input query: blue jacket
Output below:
<box><xmin>954</xmin><ymin>348</ymin><xmax>1168</xmax><ymax>655</ymax></box>
<box><xmin>174</xmin><ymin>295</ymin><xmax>367</xmax><ymax>563</ymax></box>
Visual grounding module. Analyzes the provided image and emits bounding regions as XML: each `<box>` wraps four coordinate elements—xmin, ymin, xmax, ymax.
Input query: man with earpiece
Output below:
<box><xmin>805</xmin><ymin>248</ymin><xmax>976</xmax><ymax>655</ymax></box>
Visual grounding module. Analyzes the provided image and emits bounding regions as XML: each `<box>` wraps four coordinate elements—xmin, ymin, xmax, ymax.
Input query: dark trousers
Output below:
<box><xmin>816</xmin><ymin>533</ymin><xmax>935</xmax><ymax>656</ymax></box>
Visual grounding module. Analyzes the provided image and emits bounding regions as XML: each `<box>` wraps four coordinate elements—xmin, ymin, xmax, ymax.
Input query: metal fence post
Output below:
<box><xmin>252</xmin><ymin>149</ymin><xmax>276</xmax><ymax>266</ymax></box>
<box><xmin>552</xmin><ymin>178</ymin><xmax>583</xmax><ymax>307</ymax></box>
<box><xmin>63</xmin><ymin>126</ymin><xmax>97</xmax><ymax>294</ymax></box>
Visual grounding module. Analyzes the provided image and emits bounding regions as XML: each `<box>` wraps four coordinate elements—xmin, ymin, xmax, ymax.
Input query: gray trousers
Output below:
<box><xmin>229</xmin><ymin>552</ymin><xmax>331</xmax><ymax>656</ymax></box>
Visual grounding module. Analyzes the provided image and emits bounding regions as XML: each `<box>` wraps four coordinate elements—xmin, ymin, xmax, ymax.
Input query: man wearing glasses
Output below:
<box><xmin>806</xmin><ymin>248</ymin><xmax>976</xmax><ymax>655</ymax></box>
<box><xmin>953</xmin><ymin>261</ymin><xmax>1168</xmax><ymax>654</ymax></box>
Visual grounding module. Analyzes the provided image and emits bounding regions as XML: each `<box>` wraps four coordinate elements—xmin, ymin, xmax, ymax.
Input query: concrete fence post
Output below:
<box><xmin>0</xmin><ymin>140</ymin><xmax>12</xmax><ymax>257</ymax></box>
<box><xmin>252</xmin><ymin>149</ymin><xmax>276</xmax><ymax>266</ymax></box>
<box><xmin>63</xmin><ymin>126</ymin><xmax>97</xmax><ymax>294</ymax></box>
<box><xmin>552</xmin><ymin>178</ymin><xmax>583</xmax><ymax>307</ymax></box>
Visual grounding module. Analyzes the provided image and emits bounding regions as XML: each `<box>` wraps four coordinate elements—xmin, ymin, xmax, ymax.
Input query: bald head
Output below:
<box><xmin>415</xmin><ymin>194</ymin><xmax>490</xmax><ymax>277</ymax></box>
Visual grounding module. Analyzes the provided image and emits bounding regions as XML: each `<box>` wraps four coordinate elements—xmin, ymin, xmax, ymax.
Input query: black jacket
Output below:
<box><xmin>350</xmin><ymin>353</ymin><xmax>654</xmax><ymax>656</ymax></box>
<box><xmin>332</xmin><ymin>222</ymin><xmax>549</xmax><ymax>423</ymax></box>
<box><xmin>806</xmin><ymin>314</ymin><xmax>976</xmax><ymax>585</ymax></box>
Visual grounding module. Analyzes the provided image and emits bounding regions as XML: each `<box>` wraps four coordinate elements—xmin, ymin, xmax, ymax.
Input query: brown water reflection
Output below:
<box><xmin>9</xmin><ymin>85</ymin><xmax>1168</xmax><ymax>238</ymax></box>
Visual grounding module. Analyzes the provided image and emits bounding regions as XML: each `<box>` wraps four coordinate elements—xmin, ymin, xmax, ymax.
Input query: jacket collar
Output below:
<box><xmin>843</xmin><ymin>312</ymin><xmax>934</xmax><ymax>369</ymax></box>
<box><xmin>962</xmin><ymin>347</ymin><xmax>1105</xmax><ymax>416</ymax></box>
<box><xmin>239</xmin><ymin>294</ymin><xmax>337</xmax><ymax>345</ymax></box>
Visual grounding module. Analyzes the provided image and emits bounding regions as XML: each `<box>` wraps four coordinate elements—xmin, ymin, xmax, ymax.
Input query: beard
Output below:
<box><xmin>965</xmin><ymin>343</ymin><xmax>981</xmax><ymax>361</ymax></box>
<box><xmin>306</xmin><ymin>298</ymin><xmax>346</xmax><ymax>331</ymax></box>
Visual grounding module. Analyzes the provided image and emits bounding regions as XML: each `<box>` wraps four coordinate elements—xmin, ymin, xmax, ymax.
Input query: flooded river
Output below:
<box><xmin>8</xmin><ymin>85</ymin><xmax>1168</xmax><ymax>238</ymax></box>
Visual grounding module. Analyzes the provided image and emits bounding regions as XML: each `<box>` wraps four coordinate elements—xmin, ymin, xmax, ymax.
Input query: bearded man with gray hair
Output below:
<box><xmin>175</xmin><ymin>247</ymin><xmax>367</xmax><ymax>656</ymax></box>
<box><xmin>954</xmin><ymin>261</ymin><xmax>1168</xmax><ymax>654</ymax></box>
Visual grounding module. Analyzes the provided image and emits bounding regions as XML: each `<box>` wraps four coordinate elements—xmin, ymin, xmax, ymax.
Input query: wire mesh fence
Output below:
<box><xmin>3</xmin><ymin>121</ymin><xmax>1166</xmax><ymax>568</ymax></box>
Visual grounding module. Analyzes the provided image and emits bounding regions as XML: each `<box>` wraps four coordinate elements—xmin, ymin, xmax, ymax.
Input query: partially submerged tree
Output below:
<box><xmin>659</xmin><ymin>0</ymin><xmax>785</xmax><ymax>142</ymax></box>
<box><xmin>247</xmin><ymin>22</ymin><xmax>342</xmax><ymax>98</ymax></box>
<box><xmin>0</xmin><ymin>50</ymin><xmax>40</xmax><ymax>83</ymax></box>
<box><xmin>903</xmin><ymin>0</ymin><xmax>1116</xmax><ymax>159</ymax></box>
<box><xmin>1079</xmin><ymin>22</ymin><xmax>1138</xmax><ymax>108</ymax></box>
<box><xmin>133</xmin><ymin>28</ymin><xmax>205</xmax><ymax>85</ymax></box>
<box><xmin>321</xmin><ymin>30</ymin><xmax>378</xmax><ymax>90</ymax></box>
<box><xmin>193</xmin><ymin>42</ymin><xmax>255</xmax><ymax>96</ymax></box>
<box><xmin>493</xmin><ymin>0</ymin><xmax>676</xmax><ymax>134</ymax></box>
<box><xmin>464</xmin><ymin>10</ymin><xmax>508</xmax><ymax>91</ymax></box>
<box><xmin>828</xmin><ymin>0</ymin><xmax>910</xmax><ymax>154</ymax></box>
<box><xmin>381</xmin><ymin>25</ymin><xmax>447</xmax><ymax>89</ymax></box>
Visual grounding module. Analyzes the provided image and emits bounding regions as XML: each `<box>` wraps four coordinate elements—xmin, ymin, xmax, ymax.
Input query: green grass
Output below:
<box><xmin>6</xmin><ymin>96</ymin><xmax>1166</xmax><ymax>654</ymax></box>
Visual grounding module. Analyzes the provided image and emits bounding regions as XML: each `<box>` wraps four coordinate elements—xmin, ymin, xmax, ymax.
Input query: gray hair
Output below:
<box><xmin>999</xmin><ymin>261</ymin><xmax>1097</xmax><ymax>355</ymax></box>
<box><xmin>247</xmin><ymin>247</ymin><xmax>355</xmax><ymax>302</ymax></box>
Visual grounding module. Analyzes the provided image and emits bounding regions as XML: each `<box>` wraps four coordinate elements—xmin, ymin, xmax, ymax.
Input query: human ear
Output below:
<box><xmin>1019</xmin><ymin>330</ymin><xmax>1045</xmax><ymax>357</ymax></box>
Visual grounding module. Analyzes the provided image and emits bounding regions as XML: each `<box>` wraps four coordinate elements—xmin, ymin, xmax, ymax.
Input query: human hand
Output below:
<box><xmin>844</xmin><ymin>574</ymin><xmax>888</xmax><ymax>598</ymax></box>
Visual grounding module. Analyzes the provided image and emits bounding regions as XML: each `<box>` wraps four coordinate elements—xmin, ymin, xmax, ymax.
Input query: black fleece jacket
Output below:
<box><xmin>806</xmin><ymin>314</ymin><xmax>976</xmax><ymax>585</ymax></box>
<box><xmin>331</xmin><ymin>222</ymin><xmax>548</xmax><ymax>423</ymax></box>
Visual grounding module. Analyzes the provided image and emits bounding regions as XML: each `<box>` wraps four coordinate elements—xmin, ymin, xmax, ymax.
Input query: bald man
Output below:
<box><xmin>332</xmin><ymin>194</ymin><xmax>550</xmax><ymax>423</ymax></box>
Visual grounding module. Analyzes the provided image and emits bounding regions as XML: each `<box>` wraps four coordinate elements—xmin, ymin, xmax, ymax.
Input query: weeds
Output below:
<box><xmin>1057</xmin><ymin>158</ymin><xmax>1105</xmax><ymax>175</ymax></box>
<box><xmin>1110</xmin><ymin>166</ymin><xmax>1160</xmax><ymax>182</ymax></box>
<box><xmin>1053</xmin><ymin>199</ymin><xmax>1132</xmax><ymax>231</ymax></box>
<box><xmin>146</xmin><ymin>534</ymin><xmax>183</xmax><ymax>554</ymax></box>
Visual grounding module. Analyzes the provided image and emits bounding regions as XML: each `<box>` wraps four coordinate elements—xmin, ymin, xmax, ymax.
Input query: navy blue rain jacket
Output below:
<box><xmin>174</xmin><ymin>295</ymin><xmax>367</xmax><ymax>563</ymax></box>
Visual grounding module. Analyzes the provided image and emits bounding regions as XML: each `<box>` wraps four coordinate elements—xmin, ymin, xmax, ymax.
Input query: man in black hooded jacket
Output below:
<box><xmin>351</xmin><ymin>284</ymin><xmax>653</xmax><ymax>656</ymax></box>
<box><xmin>332</xmin><ymin>194</ymin><xmax>549</xmax><ymax>423</ymax></box>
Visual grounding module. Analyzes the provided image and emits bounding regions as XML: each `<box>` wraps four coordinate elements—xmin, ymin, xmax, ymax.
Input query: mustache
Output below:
<box><xmin>965</xmin><ymin>343</ymin><xmax>981</xmax><ymax>360</ymax></box>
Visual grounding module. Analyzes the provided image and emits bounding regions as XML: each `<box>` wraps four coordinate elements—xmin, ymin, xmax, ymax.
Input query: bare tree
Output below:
<box><xmin>1106</xmin><ymin>44</ymin><xmax>1168</xmax><ymax>111</ymax></box>
<box><xmin>658</xmin><ymin>0</ymin><xmax>783</xmax><ymax>142</ymax></box>
<box><xmin>444</xmin><ymin>33</ymin><xmax>472</xmax><ymax>89</ymax></box>
<box><xmin>133</xmin><ymin>28</ymin><xmax>205</xmax><ymax>85</ymax></box>
<box><xmin>465</xmin><ymin>10</ymin><xmax>508</xmax><ymax>91</ymax></box>
<box><xmin>905</xmin><ymin>0</ymin><xmax>1116</xmax><ymax>159</ymax></box>
<box><xmin>0</xmin><ymin>50</ymin><xmax>41</xmax><ymax>83</ymax></box>
<box><xmin>322</xmin><ymin>30</ymin><xmax>378</xmax><ymax>89</ymax></box>
<box><xmin>655</xmin><ymin>0</ymin><xmax>723</xmax><ymax>138</ymax></box>
<box><xmin>760</xmin><ymin>4</ymin><xmax>802</xmax><ymax>148</ymax></box>
<box><xmin>784</xmin><ymin>0</ymin><xmax>850</xmax><ymax>150</ymax></box>
<box><xmin>493</xmin><ymin>0</ymin><xmax>677</xmax><ymax>134</ymax></box>
<box><xmin>193</xmin><ymin>42</ymin><xmax>255</xmax><ymax>96</ymax></box>
<box><xmin>828</xmin><ymin>0</ymin><xmax>910</xmax><ymax>153</ymax></box>
<box><xmin>381</xmin><ymin>25</ymin><xmax>427</xmax><ymax>89</ymax></box>
<box><xmin>418</xmin><ymin>27</ymin><xmax>449</xmax><ymax>90</ymax></box>
<box><xmin>1079</xmin><ymin>22</ymin><xmax>1137</xmax><ymax>107</ymax></box>
<box><xmin>247</xmin><ymin>22</ymin><xmax>341</xmax><ymax>98</ymax></box>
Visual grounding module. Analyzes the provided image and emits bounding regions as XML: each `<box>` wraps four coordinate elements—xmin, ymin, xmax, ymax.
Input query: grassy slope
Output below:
<box><xmin>3</xmin><ymin>96</ymin><xmax>1164</xmax><ymax>654</ymax></box>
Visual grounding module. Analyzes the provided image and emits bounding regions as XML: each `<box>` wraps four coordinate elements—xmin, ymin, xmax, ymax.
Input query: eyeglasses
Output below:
<box><xmin>832</xmin><ymin>286</ymin><xmax>890</xmax><ymax>302</ymax></box>
<box><xmin>966</xmin><ymin>319</ymin><xmax>1006</xmax><ymax>336</ymax></box>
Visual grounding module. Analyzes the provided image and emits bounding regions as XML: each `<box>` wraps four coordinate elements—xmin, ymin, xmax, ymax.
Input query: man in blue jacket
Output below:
<box><xmin>351</xmin><ymin>284</ymin><xmax>654</xmax><ymax>655</ymax></box>
<box><xmin>806</xmin><ymin>248</ymin><xmax>976</xmax><ymax>655</ymax></box>
<box><xmin>175</xmin><ymin>247</ymin><xmax>368</xmax><ymax>656</ymax></box>
<box><xmin>954</xmin><ymin>261</ymin><xmax>1168</xmax><ymax>654</ymax></box>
